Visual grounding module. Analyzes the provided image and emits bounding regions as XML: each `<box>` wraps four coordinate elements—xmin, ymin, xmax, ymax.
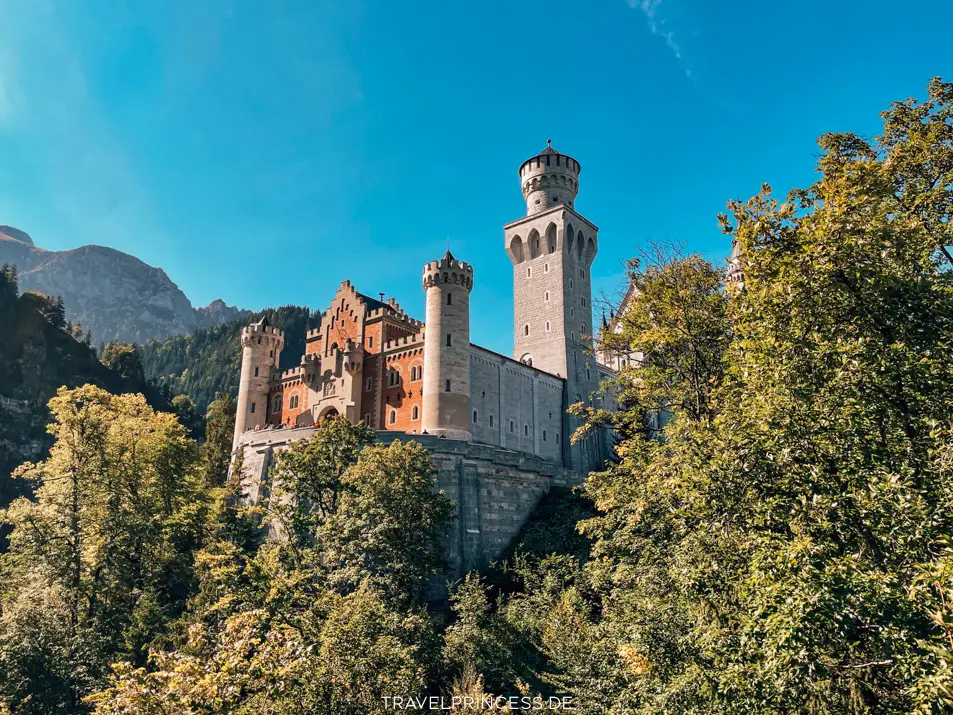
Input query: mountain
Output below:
<box><xmin>0</xmin><ymin>265</ymin><xmax>173</xmax><ymax>515</ymax></box>
<box><xmin>141</xmin><ymin>305</ymin><xmax>315</xmax><ymax>415</ymax></box>
<box><xmin>0</xmin><ymin>226</ymin><xmax>250</xmax><ymax>345</ymax></box>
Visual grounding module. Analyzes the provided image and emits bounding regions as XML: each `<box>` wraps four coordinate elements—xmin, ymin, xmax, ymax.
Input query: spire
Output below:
<box><xmin>540</xmin><ymin>138</ymin><xmax>558</xmax><ymax>156</ymax></box>
<box><xmin>443</xmin><ymin>249</ymin><xmax>456</xmax><ymax>262</ymax></box>
<box><xmin>601</xmin><ymin>311</ymin><xmax>608</xmax><ymax>330</ymax></box>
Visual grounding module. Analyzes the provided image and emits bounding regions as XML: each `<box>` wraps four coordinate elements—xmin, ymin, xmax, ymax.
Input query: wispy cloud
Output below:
<box><xmin>627</xmin><ymin>0</ymin><xmax>694</xmax><ymax>78</ymax></box>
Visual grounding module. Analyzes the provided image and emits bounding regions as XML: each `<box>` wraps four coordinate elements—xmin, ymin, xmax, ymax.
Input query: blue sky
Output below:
<box><xmin>0</xmin><ymin>1</ymin><xmax>950</xmax><ymax>355</ymax></box>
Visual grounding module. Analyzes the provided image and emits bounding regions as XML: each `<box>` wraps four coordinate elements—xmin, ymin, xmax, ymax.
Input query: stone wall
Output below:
<box><xmin>234</xmin><ymin>426</ymin><xmax>581</xmax><ymax>580</ymax></box>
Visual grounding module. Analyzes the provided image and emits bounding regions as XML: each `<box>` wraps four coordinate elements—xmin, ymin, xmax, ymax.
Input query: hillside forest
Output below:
<box><xmin>0</xmin><ymin>80</ymin><xmax>952</xmax><ymax>714</ymax></box>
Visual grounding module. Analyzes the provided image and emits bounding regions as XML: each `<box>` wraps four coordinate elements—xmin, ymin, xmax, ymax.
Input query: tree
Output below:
<box><xmin>202</xmin><ymin>393</ymin><xmax>236</xmax><ymax>488</ymax></box>
<box><xmin>0</xmin><ymin>385</ymin><xmax>209</xmax><ymax>713</ymax></box>
<box><xmin>320</xmin><ymin>439</ymin><xmax>455</xmax><ymax>608</ymax></box>
<box><xmin>100</xmin><ymin>342</ymin><xmax>144</xmax><ymax>383</ymax></box>
<box><xmin>171</xmin><ymin>393</ymin><xmax>203</xmax><ymax>439</ymax></box>
<box><xmin>467</xmin><ymin>78</ymin><xmax>953</xmax><ymax>714</ymax></box>
<box><xmin>268</xmin><ymin>414</ymin><xmax>375</xmax><ymax>549</ymax></box>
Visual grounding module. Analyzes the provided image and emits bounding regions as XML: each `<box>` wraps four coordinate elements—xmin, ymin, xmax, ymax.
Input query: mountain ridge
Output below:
<box><xmin>0</xmin><ymin>225</ymin><xmax>250</xmax><ymax>344</ymax></box>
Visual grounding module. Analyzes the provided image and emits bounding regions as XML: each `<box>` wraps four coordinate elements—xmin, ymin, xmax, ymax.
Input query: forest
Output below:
<box><xmin>1</xmin><ymin>79</ymin><xmax>952</xmax><ymax>714</ymax></box>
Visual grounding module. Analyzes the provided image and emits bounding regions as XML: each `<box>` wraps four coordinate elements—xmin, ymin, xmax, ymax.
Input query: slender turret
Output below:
<box><xmin>421</xmin><ymin>250</ymin><xmax>474</xmax><ymax>440</ymax></box>
<box><xmin>232</xmin><ymin>317</ymin><xmax>284</xmax><ymax>450</ymax></box>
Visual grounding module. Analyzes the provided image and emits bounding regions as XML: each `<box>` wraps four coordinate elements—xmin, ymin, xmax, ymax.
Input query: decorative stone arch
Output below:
<box><xmin>585</xmin><ymin>236</ymin><xmax>596</xmax><ymax>264</ymax></box>
<box><xmin>528</xmin><ymin>228</ymin><xmax>541</xmax><ymax>259</ymax></box>
<box><xmin>519</xmin><ymin>353</ymin><xmax>533</xmax><ymax>367</ymax></box>
<box><xmin>565</xmin><ymin>222</ymin><xmax>575</xmax><ymax>255</ymax></box>
<box><xmin>576</xmin><ymin>230</ymin><xmax>585</xmax><ymax>261</ymax></box>
<box><xmin>545</xmin><ymin>223</ymin><xmax>557</xmax><ymax>253</ymax></box>
<box><xmin>508</xmin><ymin>235</ymin><xmax>525</xmax><ymax>264</ymax></box>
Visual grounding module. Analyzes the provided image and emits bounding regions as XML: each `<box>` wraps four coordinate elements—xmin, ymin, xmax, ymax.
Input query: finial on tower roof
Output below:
<box><xmin>540</xmin><ymin>138</ymin><xmax>558</xmax><ymax>156</ymax></box>
<box><xmin>601</xmin><ymin>311</ymin><xmax>608</xmax><ymax>330</ymax></box>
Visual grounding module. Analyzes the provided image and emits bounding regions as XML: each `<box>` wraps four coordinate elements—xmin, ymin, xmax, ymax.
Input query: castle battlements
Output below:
<box><xmin>382</xmin><ymin>331</ymin><xmax>425</xmax><ymax>353</ymax></box>
<box><xmin>422</xmin><ymin>250</ymin><xmax>474</xmax><ymax>290</ymax></box>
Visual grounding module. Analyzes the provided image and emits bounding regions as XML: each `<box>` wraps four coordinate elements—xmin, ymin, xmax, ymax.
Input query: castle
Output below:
<box><xmin>233</xmin><ymin>143</ymin><xmax>617</xmax><ymax>574</ymax></box>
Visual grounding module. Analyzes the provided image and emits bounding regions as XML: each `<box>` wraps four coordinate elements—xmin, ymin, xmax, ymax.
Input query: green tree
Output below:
<box><xmin>460</xmin><ymin>78</ymin><xmax>953</xmax><ymax>714</ymax></box>
<box><xmin>100</xmin><ymin>342</ymin><xmax>145</xmax><ymax>383</ymax></box>
<box><xmin>202</xmin><ymin>393</ymin><xmax>236</xmax><ymax>487</ymax></box>
<box><xmin>0</xmin><ymin>385</ymin><xmax>209</xmax><ymax>714</ymax></box>
<box><xmin>268</xmin><ymin>414</ymin><xmax>375</xmax><ymax>549</ymax></box>
<box><xmin>321</xmin><ymin>439</ymin><xmax>455</xmax><ymax>608</ymax></box>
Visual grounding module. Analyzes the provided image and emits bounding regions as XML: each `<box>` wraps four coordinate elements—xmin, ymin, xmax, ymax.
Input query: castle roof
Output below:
<box><xmin>254</xmin><ymin>316</ymin><xmax>271</xmax><ymax>328</ymax></box>
<box><xmin>539</xmin><ymin>139</ymin><xmax>558</xmax><ymax>156</ymax></box>
<box><xmin>356</xmin><ymin>291</ymin><xmax>389</xmax><ymax>313</ymax></box>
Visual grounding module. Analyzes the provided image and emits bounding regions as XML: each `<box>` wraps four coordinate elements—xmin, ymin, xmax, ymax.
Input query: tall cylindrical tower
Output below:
<box><xmin>421</xmin><ymin>250</ymin><xmax>474</xmax><ymax>440</ymax></box>
<box><xmin>232</xmin><ymin>317</ymin><xmax>284</xmax><ymax>450</ymax></box>
<box><xmin>519</xmin><ymin>139</ymin><xmax>581</xmax><ymax>216</ymax></box>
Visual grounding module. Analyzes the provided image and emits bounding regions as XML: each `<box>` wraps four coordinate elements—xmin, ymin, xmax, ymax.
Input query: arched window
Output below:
<box><xmin>389</xmin><ymin>409</ymin><xmax>397</xmax><ymax>425</ymax></box>
<box><xmin>509</xmin><ymin>420</ymin><xmax>515</xmax><ymax>433</ymax></box>
<box><xmin>524</xmin><ymin>424</ymin><xmax>529</xmax><ymax>437</ymax></box>
<box><xmin>412</xmin><ymin>405</ymin><xmax>419</xmax><ymax>420</ymax></box>
<box><xmin>524</xmin><ymin>324</ymin><xmax>529</xmax><ymax>336</ymax></box>
<box><xmin>544</xmin><ymin>291</ymin><xmax>549</xmax><ymax>302</ymax></box>
<box><xmin>273</xmin><ymin>396</ymin><xmax>281</xmax><ymax>412</ymax></box>
<box><xmin>570</xmin><ymin>308</ymin><xmax>575</xmax><ymax>319</ymax></box>
<box><xmin>366</xmin><ymin>377</ymin><xmax>373</xmax><ymax>391</ymax></box>
<box><xmin>447</xmin><ymin>293</ymin><xmax>452</xmax><ymax>305</ymax></box>
<box><xmin>509</xmin><ymin>235</ymin><xmax>524</xmax><ymax>263</ymax></box>
<box><xmin>569</xmin><ymin>279</ymin><xmax>574</xmax><ymax>290</ymax></box>
<box><xmin>489</xmin><ymin>415</ymin><xmax>494</xmax><ymax>428</ymax></box>
<box><xmin>546</xmin><ymin>223</ymin><xmax>557</xmax><ymax>253</ymax></box>
<box><xmin>472</xmin><ymin>410</ymin><xmax>478</xmax><ymax>424</ymax></box>
<box><xmin>254</xmin><ymin>367</ymin><xmax>259</xmax><ymax>377</ymax></box>
<box><xmin>543</xmin><ymin>430</ymin><xmax>547</xmax><ymax>442</ymax></box>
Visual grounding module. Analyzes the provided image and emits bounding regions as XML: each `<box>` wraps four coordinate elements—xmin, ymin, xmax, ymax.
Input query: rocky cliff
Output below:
<box><xmin>0</xmin><ymin>227</ymin><xmax>249</xmax><ymax>344</ymax></box>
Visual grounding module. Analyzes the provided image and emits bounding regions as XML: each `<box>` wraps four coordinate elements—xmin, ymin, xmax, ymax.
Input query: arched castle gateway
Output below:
<box><xmin>233</xmin><ymin>143</ymin><xmax>617</xmax><ymax>575</ymax></box>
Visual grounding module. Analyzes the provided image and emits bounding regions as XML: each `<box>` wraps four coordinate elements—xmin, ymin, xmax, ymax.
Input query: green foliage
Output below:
<box><xmin>0</xmin><ymin>278</ymin><xmax>172</xmax><ymax>517</ymax></box>
<box><xmin>269</xmin><ymin>414</ymin><xmax>375</xmax><ymax>548</ymax></box>
<box><xmin>100</xmin><ymin>341</ymin><xmax>144</xmax><ymax>382</ymax></box>
<box><xmin>320</xmin><ymin>439</ymin><xmax>455</xmax><ymax>608</ymax></box>
<box><xmin>201</xmin><ymin>393</ymin><xmax>236</xmax><ymax>487</ymax></box>
<box><xmin>0</xmin><ymin>386</ymin><xmax>210</xmax><ymax>713</ymax></box>
<box><xmin>457</xmin><ymin>77</ymin><xmax>953</xmax><ymax>714</ymax></box>
<box><xmin>140</xmin><ymin>305</ymin><xmax>314</xmax><ymax>415</ymax></box>
<box><xmin>88</xmin><ymin>422</ymin><xmax>454</xmax><ymax>712</ymax></box>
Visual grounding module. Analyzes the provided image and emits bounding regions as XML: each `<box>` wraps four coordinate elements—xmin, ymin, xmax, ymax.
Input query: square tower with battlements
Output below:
<box><xmin>504</xmin><ymin>141</ymin><xmax>604</xmax><ymax>472</ymax></box>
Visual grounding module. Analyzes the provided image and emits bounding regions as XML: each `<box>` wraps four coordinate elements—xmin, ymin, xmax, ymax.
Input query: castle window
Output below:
<box><xmin>510</xmin><ymin>420</ymin><xmax>515</xmax><ymax>433</ymax></box>
<box><xmin>552</xmin><ymin>196</ymin><xmax>557</xmax><ymax>203</ymax></box>
<box><xmin>472</xmin><ymin>410</ymin><xmax>478</xmax><ymax>424</ymax></box>
<box><xmin>581</xmin><ymin>297</ymin><xmax>587</xmax><ymax>307</ymax></box>
<box><xmin>447</xmin><ymin>293</ymin><xmax>452</xmax><ymax>305</ymax></box>
<box><xmin>368</xmin><ymin>336</ymin><xmax>373</xmax><ymax>348</ymax></box>
<box><xmin>524</xmin><ymin>424</ymin><xmax>529</xmax><ymax>437</ymax></box>
<box><xmin>389</xmin><ymin>409</ymin><xmax>397</xmax><ymax>425</ymax></box>
<box><xmin>543</xmin><ymin>430</ymin><xmax>547</xmax><ymax>442</ymax></box>
<box><xmin>544</xmin><ymin>263</ymin><xmax>549</xmax><ymax>273</ymax></box>
<box><xmin>556</xmin><ymin>433</ymin><xmax>560</xmax><ymax>444</ymax></box>
<box><xmin>544</xmin><ymin>291</ymin><xmax>549</xmax><ymax>302</ymax></box>
<box><xmin>273</xmin><ymin>396</ymin><xmax>281</xmax><ymax>412</ymax></box>
<box><xmin>524</xmin><ymin>324</ymin><xmax>529</xmax><ymax>336</ymax></box>
<box><xmin>569</xmin><ymin>279</ymin><xmax>574</xmax><ymax>290</ymax></box>
<box><xmin>254</xmin><ymin>367</ymin><xmax>259</xmax><ymax>377</ymax></box>
<box><xmin>570</xmin><ymin>308</ymin><xmax>575</xmax><ymax>319</ymax></box>
<box><xmin>526</xmin><ymin>267</ymin><xmax>531</xmax><ymax>278</ymax></box>
<box><xmin>582</xmin><ymin>323</ymin><xmax>587</xmax><ymax>334</ymax></box>
<box><xmin>489</xmin><ymin>415</ymin><xmax>494</xmax><ymax>428</ymax></box>
<box><xmin>364</xmin><ymin>413</ymin><xmax>371</xmax><ymax>425</ymax></box>
<box><xmin>269</xmin><ymin>351</ymin><xmax>274</xmax><ymax>358</ymax></box>
<box><xmin>366</xmin><ymin>377</ymin><xmax>373</xmax><ymax>391</ymax></box>
<box><xmin>445</xmin><ymin>380</ymin><xmax>451</xmax><ymax>392</ymax></box>
<box><xmin>257</xmin><ymin>337</ymin><xmax>261</xmax><ymax>344</ymax></box>
<box><xmin>587</xmin><ymin>368</ymin><xmax>591</xmax><ymax>380</ymax></box>
<box><xmin>250</xmin><ymin>402</ymin><xmax>256</xmax><ymax>414</ymax></box>
<box><xmin>412</xmin><ymin>405</ymin><xmax>419</xmax><ymax>420</ymax></box>
<box><xmin>571</xmin><ymin>332</ymin><xmax>575</xmax><ymax>340</ymax></box>
<box><xmin>545</xmin><ymin>321</ymin><xmax>551</xmax><ymax>332</ymax></box>
<box><xmin>446</xmin><ymin>333</ymin><xmax>452</xmax><ymax>346</ymax></box>
<box><xmin>290</xmin><ymin>395</ymin><xmax>299</xmax><ymax>409</ymax></box>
